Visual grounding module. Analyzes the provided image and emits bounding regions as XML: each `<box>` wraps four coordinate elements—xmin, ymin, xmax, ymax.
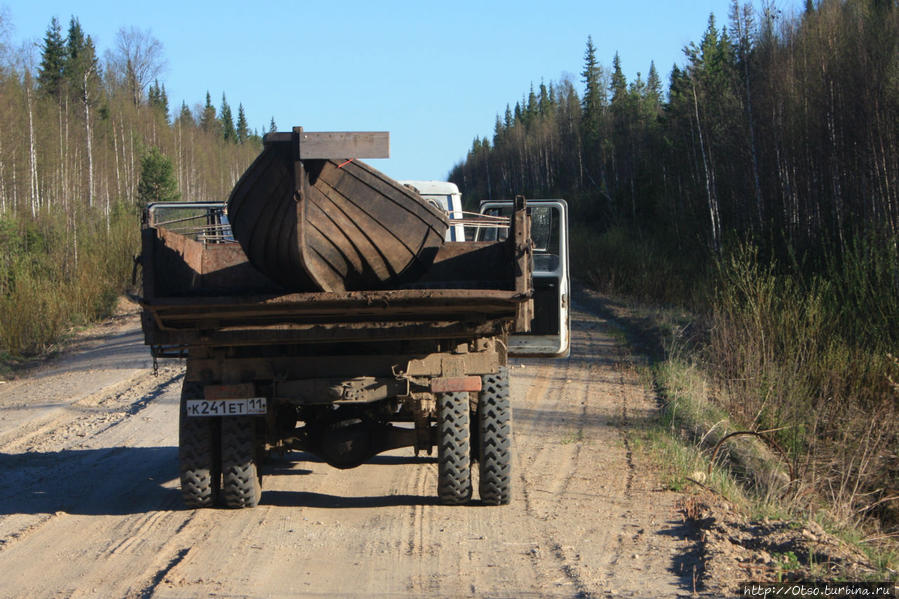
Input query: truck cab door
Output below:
<box><xmin>479</xmin><ymin>200</ymin><xmax>571</xmax><ymax>358</ymax></box>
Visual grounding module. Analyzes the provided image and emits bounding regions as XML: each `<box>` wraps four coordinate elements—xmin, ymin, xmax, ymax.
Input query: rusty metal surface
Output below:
<box><xmin>144</xmin><ymin>286</ymin><xmax>527</xmax><ymax>308</ymax></box>
<box><xmin>144</xmin><ymin>227</ymin><xmax>279</xmax><ymax>297</ymax></box>
<box><xmin>429</xmin><ymin>376</ymin><xmax>482</xmax><ymax>393</ymax></box>
<box><xmin>184</xmin><ymin>338</ymin><xmax>502</xmax><ymax>384</ymax></box>
<box><xmin>274</xmin><ymin>377</ymin><xmax>409</xmax><ymax>404</ymax></box>
<box><xmin>151</xmin><ymin>320</ymin><xmax>509</xmax><ymax>351</ymax></box>
<box><xmin>204</xmin><ymin>383</ymin><xmax>256</xmax><ymax>400</ymax></box>
<box><xmin>140</xmin><ymin>281</ymin><xmax>525</xmax><ymax>349</ymax></box>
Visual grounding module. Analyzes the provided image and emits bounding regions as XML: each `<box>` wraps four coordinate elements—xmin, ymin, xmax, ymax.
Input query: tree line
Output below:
<box><xmin>0</xmin><ymin>14</ymin><xmax>268</xmax><ymax>357</ymax></box>
<box><xmin>450</xmin><ymin>0</ymin><xmax>898</xmax><ymax>268</ymax></box>
<box><xmin>1</xmin><ymin>15</ymin><xmax>265</xmax><ymax>221</ymax></box>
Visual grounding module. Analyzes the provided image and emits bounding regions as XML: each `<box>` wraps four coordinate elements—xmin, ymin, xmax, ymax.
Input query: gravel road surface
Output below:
<box><xmin>0</xmin><ymin>296</ymin><xmax>700</xmax><ymax>598</ymax></box>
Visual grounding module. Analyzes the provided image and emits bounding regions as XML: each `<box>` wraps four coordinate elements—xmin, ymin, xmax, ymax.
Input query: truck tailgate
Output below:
<box><xmin>140</xmin><ymin>288</ymin><xmax>527</xmax><ymax>349</ymax></box>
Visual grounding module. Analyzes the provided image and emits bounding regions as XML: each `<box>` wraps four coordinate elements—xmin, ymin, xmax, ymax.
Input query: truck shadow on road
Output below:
<box><xmin>0</xmin><ymin>446</ymin><xmax>183</xmax><ymax>516</ymax></box>
<box><xmin>262</xmin><ymin>490</ymin><xmax>441</xmax><ymax>508</ymax></box>
<box><xmin>260</xmin><ymin>452</ymin><xmax>442</xmax><ymax>508</ymax></box>
<box><xmin>264</xmin><ymin>453</ymin><xmax>435</xmax><ymax>475</ymax></box>
<box><xmin>0</xmin><ymin>447</ymin><xmax>447</xmax><ymax>515</ymax></box>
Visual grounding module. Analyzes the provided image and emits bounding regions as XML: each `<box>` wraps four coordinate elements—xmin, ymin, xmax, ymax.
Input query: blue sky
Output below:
<box><xmin>4</xmin><ymin>0</ymin><xmax>801</xmax><ymax>181</ymax></box>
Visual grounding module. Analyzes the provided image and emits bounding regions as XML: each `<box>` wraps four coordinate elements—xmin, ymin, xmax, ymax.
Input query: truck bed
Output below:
<box><xmin>138</xmin><ymin>209</ymin><xmax>532</xmax><ymax>351</ymax></box>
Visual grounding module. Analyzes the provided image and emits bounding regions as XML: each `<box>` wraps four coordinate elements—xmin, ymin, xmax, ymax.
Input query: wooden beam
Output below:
<box><xmin>299</xmin><ymin>131</ymin><xmax>389</xmax><ymax>159</ymax></box>
<box><xmin>512</xmin><ymin>195</ymin><xmax>534</xmax><ymax>333</ymax></box>
<box><xmin>263</xmin><ymin>129</ymin><xmax>389</xmax><ymax>159</ymax></box>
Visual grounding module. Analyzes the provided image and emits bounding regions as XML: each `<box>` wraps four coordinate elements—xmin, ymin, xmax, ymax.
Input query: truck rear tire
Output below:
<box><xmin>221</xmin><ymin>416</ymin><xmax>262</xmax><ymax>508</ymax></box>
<box><xmin>437</xmin><ymin>391</ymin><xmax>472</xmax><ymax>505</ymax></box>
<box><xmin>478</xmin><ymin>367</ymin><xmax>511</xmax><ymax>505</ymax></box>
<box><xmin>179</xmin><ymin>382</ymin><xmax>220</xmax><ymax>508</ymax></box>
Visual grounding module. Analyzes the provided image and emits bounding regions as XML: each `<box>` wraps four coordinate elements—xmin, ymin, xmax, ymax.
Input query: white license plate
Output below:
<box><xmin>185</xmin><ymin>398</ymin><xmax>267</xmax><ymax>417</ymax></box>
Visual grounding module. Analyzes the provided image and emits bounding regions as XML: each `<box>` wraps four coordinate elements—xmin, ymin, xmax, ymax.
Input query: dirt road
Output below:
<box><xmin>0</xmin><ymin>295</ymin><xmax>700</xmax><ymax>598</ymax></box>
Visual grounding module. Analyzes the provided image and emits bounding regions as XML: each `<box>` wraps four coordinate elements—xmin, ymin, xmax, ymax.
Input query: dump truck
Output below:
<box><xmin>136</xmin><ymin>129</ymin><xmax>569</xmax><ymax>508</ymax></box>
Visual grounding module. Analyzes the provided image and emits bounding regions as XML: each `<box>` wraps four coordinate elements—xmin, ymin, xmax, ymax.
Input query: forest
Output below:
<box><xmin>451</xmin><ymin>0</ymin><xmax>898</xmax><ymax>535</ymax></box>
<box><xmin>0</xmin><ymin>15</ymin><xmax>262</xmax><ymax>359</ymax></box>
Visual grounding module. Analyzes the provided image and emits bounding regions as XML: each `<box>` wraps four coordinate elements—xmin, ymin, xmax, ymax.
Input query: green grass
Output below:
<box><xmin>560</xmin><ymin>430</ymin><xmax>585</xmax><ymax>445</ymax></box>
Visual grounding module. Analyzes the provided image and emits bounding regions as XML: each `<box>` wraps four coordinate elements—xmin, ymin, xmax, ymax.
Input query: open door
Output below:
<box><xmin>478</xmin><ymin>200</ymin><xmax>570</xmax><ymax>358</ymax></box>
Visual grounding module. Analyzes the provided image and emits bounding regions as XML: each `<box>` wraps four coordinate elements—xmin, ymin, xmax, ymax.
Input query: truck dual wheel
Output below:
<box><xmin>221</xmin><ymin>416</ymin><xmax>263</xmax><ymax>508</ymax></box>
<box><xmin>437</xmin><ymin>391</ymin><xmax>473</xmax><ymax>505</ymax></box>
<box><xmin>478</xmin><ymin>367</ymin><xmax>512</xmax><ymax>505</ymax></box>
<box><xmin>178</xmin><ymin>382</ymin><xmax>220</xmax><ymax>508</ymax></box>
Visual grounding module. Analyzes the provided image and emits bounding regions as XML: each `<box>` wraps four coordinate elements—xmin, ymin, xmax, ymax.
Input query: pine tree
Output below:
<box><xmin>646</xmin><ymin>62</ymin><xmax>662</xmax><ymax>105</ymax></box>
<box><xmin>63</xmin><ymin>18</ymin><xmax>100</xmax><ymax>100</ymax></box>
<box><xmin>538</xmin><ymin>81</ymin><xmax>550</xmax><ymax>117</ymax></box>
<box><xmin>177</xmin><ymin>101</ymin><xmax>193</xmax><ymax>126</ymax></box>
<box><xmin>138</xmin><ymin>147</ymin><xmax>180</xmax><ymax>205</ymax></box>
<box><xmin>493</xmin><ymin>114</ymin><xmax>504</xmax><ymax>143</ymax></box>
<box><xmin>148</xmin><ymin>80</ymin><xmax>168</xmax><ymax>117</ymax></box>
<box><xmin>220</xmin><ymin>93</ymin><xmax>235</xmax><ymax>143</ymax></box>
<box><xmin>581</xmin><ymin>35</ymin><xmax>604</xmax><ymax>113</ymax></box>
<box><xmin>630</xmin><ymin>72</ymin><xmax>646</xmax><ymax>98</ymax></box>
<box><xmin>580</xmin><ymin>35</ymin><xmax>605</xmax><ymax>186</ymax></box>
<box><xmin>610</xmin><ymin>52</ymin><xmax>628</xmax><ymax>106</ymax></box>
<box><xmin>60</xmin><ymin>17</ymin><xmax>102</xmax><ymax>208</ymax></box>
<box><xmin>199</xmin><ymin>91</ymin><xmax>217</xmax><ymax>133</ymax></box>
<box><xmin>525</xmin><ymin>83</ymin><xmax>538</xmax><ymax>126</ymax></box>
<box><xmin>269</xmin><ymin>117</ymin><xmax>277</xmax><ymax>133</ymax></box>
<box><xmin>62</xmin><ymin>18</ymin><xmax>86</xmax><ymax>88</ymax></box>
<box><xmin>236</xmin><ymin>103</ymin><xmax>249</xmax><ymax>144</ymax></box>
<box><xmin>37</xmin><ymin>17</ymin><xmax>66</xmax><ymax>98</ymax></box>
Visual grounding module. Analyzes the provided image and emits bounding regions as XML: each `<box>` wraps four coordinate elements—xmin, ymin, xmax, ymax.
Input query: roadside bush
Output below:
<box><xmin>709</xmin><ymin>241</ymin><xmax>898</xmax><ymax>529</ymax></box>
<box><xmin>0</xmin><ymin>208</ymin><xmax>139</xmax><ymax>359</ymax></box>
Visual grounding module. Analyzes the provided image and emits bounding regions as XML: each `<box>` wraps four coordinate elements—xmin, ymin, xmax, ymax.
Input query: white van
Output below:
<box><xmin>478</xmin><ymin>199</ymin><xmax>570</xmax><ymax>358</ymax></box>
<box><xmin>401</xmin><ymin>181</ymin><xmax>466</xmax><ymax>242</ymax></box>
